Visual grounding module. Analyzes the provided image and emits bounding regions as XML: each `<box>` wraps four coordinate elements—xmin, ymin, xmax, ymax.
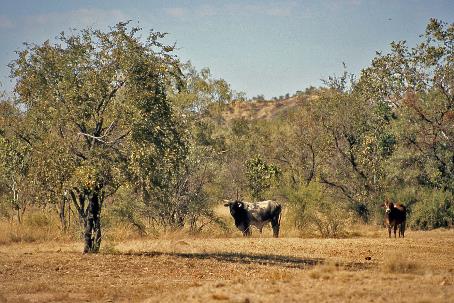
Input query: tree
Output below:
<box><xmin>0</xmin><ymin>100</ymin><xmax>31</xmax><ymax>222</ymax></box>
<box><xmin>357</xmin><ymin>19</ymin><xmax>454</xmax><ymax>194</ymax></box>
<box><xmin>355</xmin><ymin>19</ymin><xmax>454</xmax><ymax>227</ymax></box>
<box><xmin>142</xmin><ymin>61</ymin><xmax>239</xmax><ymax>231</ymax></box>
<box><xmin>245</xmin><ymin>155</ymin><xmax>280</xmax><ymax>200</ymax></box>
<box><xmin>172</xmin><ymin>62</ymin><xmax>236</xmax><ymax>114</ymax></box>
<box><xmin>316</xmin><ymin>89</ymin><xmax>390</xmax><ymax>220</ymax></box>
<box><xmin>10</xmin><ymin>22</ymin><xmax>186</xmax><ymax>252</ymax></box>
<box><xmin>272</xmin><ymin>98</ymin><xmax>321</xmax><ymax>188</ymax></box>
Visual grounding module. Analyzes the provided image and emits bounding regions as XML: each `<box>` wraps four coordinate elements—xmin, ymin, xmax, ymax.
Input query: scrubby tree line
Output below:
<box><xmin>0</xmin><ymin>19</ymin><xmax>453</xmax><ymax>251</ymax></box>
<box><xmin>230</xmin><ymin>19</ymin><xmax>454</xmax><ymax>233</ymax></box>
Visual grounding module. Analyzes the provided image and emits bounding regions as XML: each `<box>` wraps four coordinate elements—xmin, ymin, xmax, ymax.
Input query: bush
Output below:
<box><xmin>108</xmin><ymin>188</ymin><xmax>147</xmax><ymax>236</ymax></box>
<box><xmin>285</xmin><ymin>183</ymin><xmax>322</xmax><ymax>231</ymax></box>
<box><xmin>409</xmin><ymin>189</ymin><xmax>454</xmax><ymax>230</ymax></box>
<box><xmin>23</xmin><ymin>211</ymin><xmax>53</xmax><ymax>228</ymax></box>
<box><xmin>0</xmin><ymin>201</ymin><xmax>12</xmax><ymax>220</ymax></box>
<box><xmin>309</xmin><ymin>201</ymin><xmax>351</xmax><ymax>238</ymax></box>
<box><xmin>286</xmin><ymin>183</ymin><xmax>351</xmax><ymax>237</ymax></box>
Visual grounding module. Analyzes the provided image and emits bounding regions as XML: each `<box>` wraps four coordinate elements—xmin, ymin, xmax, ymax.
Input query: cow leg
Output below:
<box><xmin>393</xmin><ymin>225</ymin><xmax>397</xmax><ymax>238</ymax></box>
<box><xmin>271</xmin><ymin>217</ymin><xmax>280</xmax><ymax>238</ymax></box>
<box><xmin>388</xmin><ymin>226</ymin><xmax>392</xmax><ymax>238</ymax></box>
<box><xmin>400</xmin><ymin>222</ymin><xmax>405</xmax><ymax>238</ymax></box>
<box><xmin>242</xmin><ymin>225</ymin><xmax>251</xmax><ymax>237</ymax></box>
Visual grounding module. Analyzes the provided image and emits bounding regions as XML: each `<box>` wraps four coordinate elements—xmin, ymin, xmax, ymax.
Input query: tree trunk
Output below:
<box><xmin>68</xmin><ymin>201</ymin><xmax>71</xmax><ymax>229</ymax></box>
<box><xmin>70</xmin><ymin>188</ymin><xmax>103</xmax><ymax>253</ymax></box>
<box><xmin>83</xmin><ymin>191</ymin><xmax>102</xmax><ymax>254</ymax></box>
<box><xmin>58</xmin><ymin>198</ymin><xmax>67</xmax><ymax>231</ymax></box>
<box><xmin>16</xmin><ymin>207</ymin><xmax>21</xmax><ymax>224</ymax></box>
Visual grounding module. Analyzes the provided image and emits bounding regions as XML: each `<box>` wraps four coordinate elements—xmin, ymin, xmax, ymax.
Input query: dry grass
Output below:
<box><xmin>0</xmin><ymin>209</ymin><xmax>453</xmax><ymax>302</ymax></box>
<box><xmin>223</xmin><ymin>94</ymin><xmax>321</xmax><ymax>121</ymax></box>
<box><xmin>0</xmin><ymin>214</ymin><xmax>64</xmax><ymax>245</ymax></box>
<box><xmin>0</xmin><ymin>204</ymin><xmax>381</xmax><ymax>247</ymax></box>
<box><xmin>0</xmin><ymin>229</ymin><xmax>453</xmax><ymax>302</ymax></box>
<box><xmin>382</xmin><ymin>254</ymin><xmax>424</xmax><ymax>274</ymax></box>
<box><xmin>223</xmin><ymin>96</ymin><xmax>303</xmax><ymax>121</ymax></box>
<box><xmin>308</xmin><ymin>261</ymin><xmax>339</xmax><ymax>280</ymax></box>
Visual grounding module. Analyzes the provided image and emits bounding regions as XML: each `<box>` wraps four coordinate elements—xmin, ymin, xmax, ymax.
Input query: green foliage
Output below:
<box><xmin>141</xmin><ymin>143</ymin><xmax>224</xmax><ymax>232</ymax></box>
<box><xmin>109</xmin><ymin>187</ymin><xmax>146</xmax><ymax>235</ymax></box>
<box><xmin>286</xmin><ymin>183</ymin><xmax>351</xmax><ymax>237</ymax></box>
<box><xmin>310</xmin><ymin>201</ymin><xmax>351</xmax><ymax>238</ymax></box>
<box><xmin>6</xmin><ymin>22</ymin><xmax>188</xmax><ymax>251</ymax></box>
<box><xmin>230</xmin><ymin>118</ymin><xmax>250</xmax><ymax>137</ymax></box>
<box><xmin>358</xmin><ymin>19</ymin><xmax>454</xmax><ymax>195</ymax></box>
<box><xmin>409</xmin><ymin>189</ymin><xmax>454</xmax><ymax>230</ymax></box>
<box><xmin>1</xmin><ymin>18</ymin><xmax>453</xmax><ymax>241</ymax></box>
<box><xmin>285</xmin><ymin>88</ymin><xmax>389</xmax><ymax>221</ymax></box>
<box><xmin>285</xmin><ymin>183</ymin><xmax>323</xmax><ymax>231</ymax></box>
<box><xmin>10</xmin><ymin>21</ymin><xmax>186</xmax><ymax>197</ymax></box>
<box><xmin>0</xmin><ymin>101</ymin><xmax>31</xmax><ymax>220</ymax></box>
<box><xmin>170</xmin><ymin>61</ymin><xmax>244</xmax><ymax>117</ymax></box>
<box><xmin>245</xmin><ymin>155</ymin><xmax>281</xmax><ymax>200</ymax></box>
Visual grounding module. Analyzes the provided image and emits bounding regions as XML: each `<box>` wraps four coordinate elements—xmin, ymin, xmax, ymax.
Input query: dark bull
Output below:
<box><xmin>224</xmin><ymin>200</ymin><xmax>282</xmax><ymax>237</ymax></box>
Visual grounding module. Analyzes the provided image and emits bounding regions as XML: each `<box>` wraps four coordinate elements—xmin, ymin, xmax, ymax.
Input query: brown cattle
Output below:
<box><xmin>382</xmin><ymin>200</ymin><xmax>407</xmax><ymax>238</ymax></box>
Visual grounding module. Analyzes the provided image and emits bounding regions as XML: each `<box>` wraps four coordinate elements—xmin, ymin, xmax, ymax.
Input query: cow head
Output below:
<box><xmin>382</xmin><ymin>199</ymin><xmax>394</xmax><ymax>214</ymax></box>
<box><xmin>224</xmin><ymin>199</ymin><xmax>245</xmax><ymax>216</ymax></box>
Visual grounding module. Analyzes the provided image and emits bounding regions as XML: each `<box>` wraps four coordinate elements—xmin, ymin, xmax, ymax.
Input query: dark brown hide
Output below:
<box><xmin>383</xmin><ymin>200</ymin><xmax>406</xmax><ymax>238</ymax></box>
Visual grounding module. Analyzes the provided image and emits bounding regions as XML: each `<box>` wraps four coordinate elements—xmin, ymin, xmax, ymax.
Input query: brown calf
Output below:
<box><xmin>382</xmin><ymin>200</ymin><xmax>406</xmax><ymax>238</ymax></box>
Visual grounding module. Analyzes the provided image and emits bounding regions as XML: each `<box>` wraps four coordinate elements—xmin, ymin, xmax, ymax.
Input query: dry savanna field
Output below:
<box><xmin>0</xmin><ymin>227</ymin><xmax>453</xmax><ymax>303</ymax></box>
<box><xmin>1</xmin><ymin>15</ymin><xmax>454</xmax><ymax>303</ymax></box>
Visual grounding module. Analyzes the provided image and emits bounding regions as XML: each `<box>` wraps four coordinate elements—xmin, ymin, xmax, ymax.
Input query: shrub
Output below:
<box><xmin>309</xmin><ymin>201</ymin><xmax>351</xmax><ymax>238</ymax></box>
<box><xmin>23</xmin><ymin>211</ymin><xmax>53</xmax><ymax>228</ymax></box>
<box><xmin>0</xmin><ymin>201</ymin><xmax>12</xmax><ymax>220</ymax></box>
<box><xmin>108</xmin><ymin>188</ymin><xmax>147</xmax><ymax>236</ymax></box>
<box><xmin>286</xmin><ymin>183</ymin><xmax>351</xmax><ymax>237</ymax></box>
<box><xmin>285</xmin><ymin>183</ymin><xmax>322</xmax><ymax>232</ymax></box>
<box><xmin>409</xmin><ymin>189</ymin><xmax>454</xmax><ymax>230</ymax></box>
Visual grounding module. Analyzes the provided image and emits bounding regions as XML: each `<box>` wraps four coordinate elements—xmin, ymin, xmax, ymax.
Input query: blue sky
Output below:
<box><xmin>0</xmin><ymin>0</ymin><xmax>453</xmax><ymax>98</ymax></box>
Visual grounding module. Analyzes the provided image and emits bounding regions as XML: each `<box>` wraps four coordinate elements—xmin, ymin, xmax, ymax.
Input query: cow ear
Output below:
<box><xmin>224</xmin><ymin>203</ymin><xmax>229</xmax><ymax>207</ymax></box>
<box><xmin>379</xmin><ymin>204</ymin><xmax>385</xmax><ymax>208</ymax></box>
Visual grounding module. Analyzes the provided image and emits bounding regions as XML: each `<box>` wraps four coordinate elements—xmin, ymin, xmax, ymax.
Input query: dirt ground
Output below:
<box><xmin>0</xmin><ymin>229</ymin><xmax>453</xmax><ymax>303</ymax></box>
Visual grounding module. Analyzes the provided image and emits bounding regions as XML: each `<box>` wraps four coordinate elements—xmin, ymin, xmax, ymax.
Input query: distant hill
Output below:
<box><xmin>222</xmin><ymin>94</ymin><xmax>319</xmax><ymax>121</ymax></box>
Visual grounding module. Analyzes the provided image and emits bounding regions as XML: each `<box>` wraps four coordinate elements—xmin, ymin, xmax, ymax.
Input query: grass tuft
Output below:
<box><xmin>382</xmin><ymin>255</ymin><xmax>424</xmax><ymax>274</ymax></box>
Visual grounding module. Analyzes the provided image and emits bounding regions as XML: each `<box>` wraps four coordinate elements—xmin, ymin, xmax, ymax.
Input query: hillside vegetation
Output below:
<box><xmin>222</xmin><ymin>95</ymin><xmax>309</xmax><ymax>121</ymax></box>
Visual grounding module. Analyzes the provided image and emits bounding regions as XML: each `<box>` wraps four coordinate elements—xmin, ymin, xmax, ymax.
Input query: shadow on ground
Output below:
<box><xmin>117</xmin><ymin>251</ymin><xmax>372</xmax><ymax>271</ymax></box>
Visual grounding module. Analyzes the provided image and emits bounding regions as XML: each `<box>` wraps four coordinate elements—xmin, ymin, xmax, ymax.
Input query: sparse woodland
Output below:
<box><xmin>0</xmin><ymin>19</ymin><xmax>453</xmax><ymax>252</ymax></box>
